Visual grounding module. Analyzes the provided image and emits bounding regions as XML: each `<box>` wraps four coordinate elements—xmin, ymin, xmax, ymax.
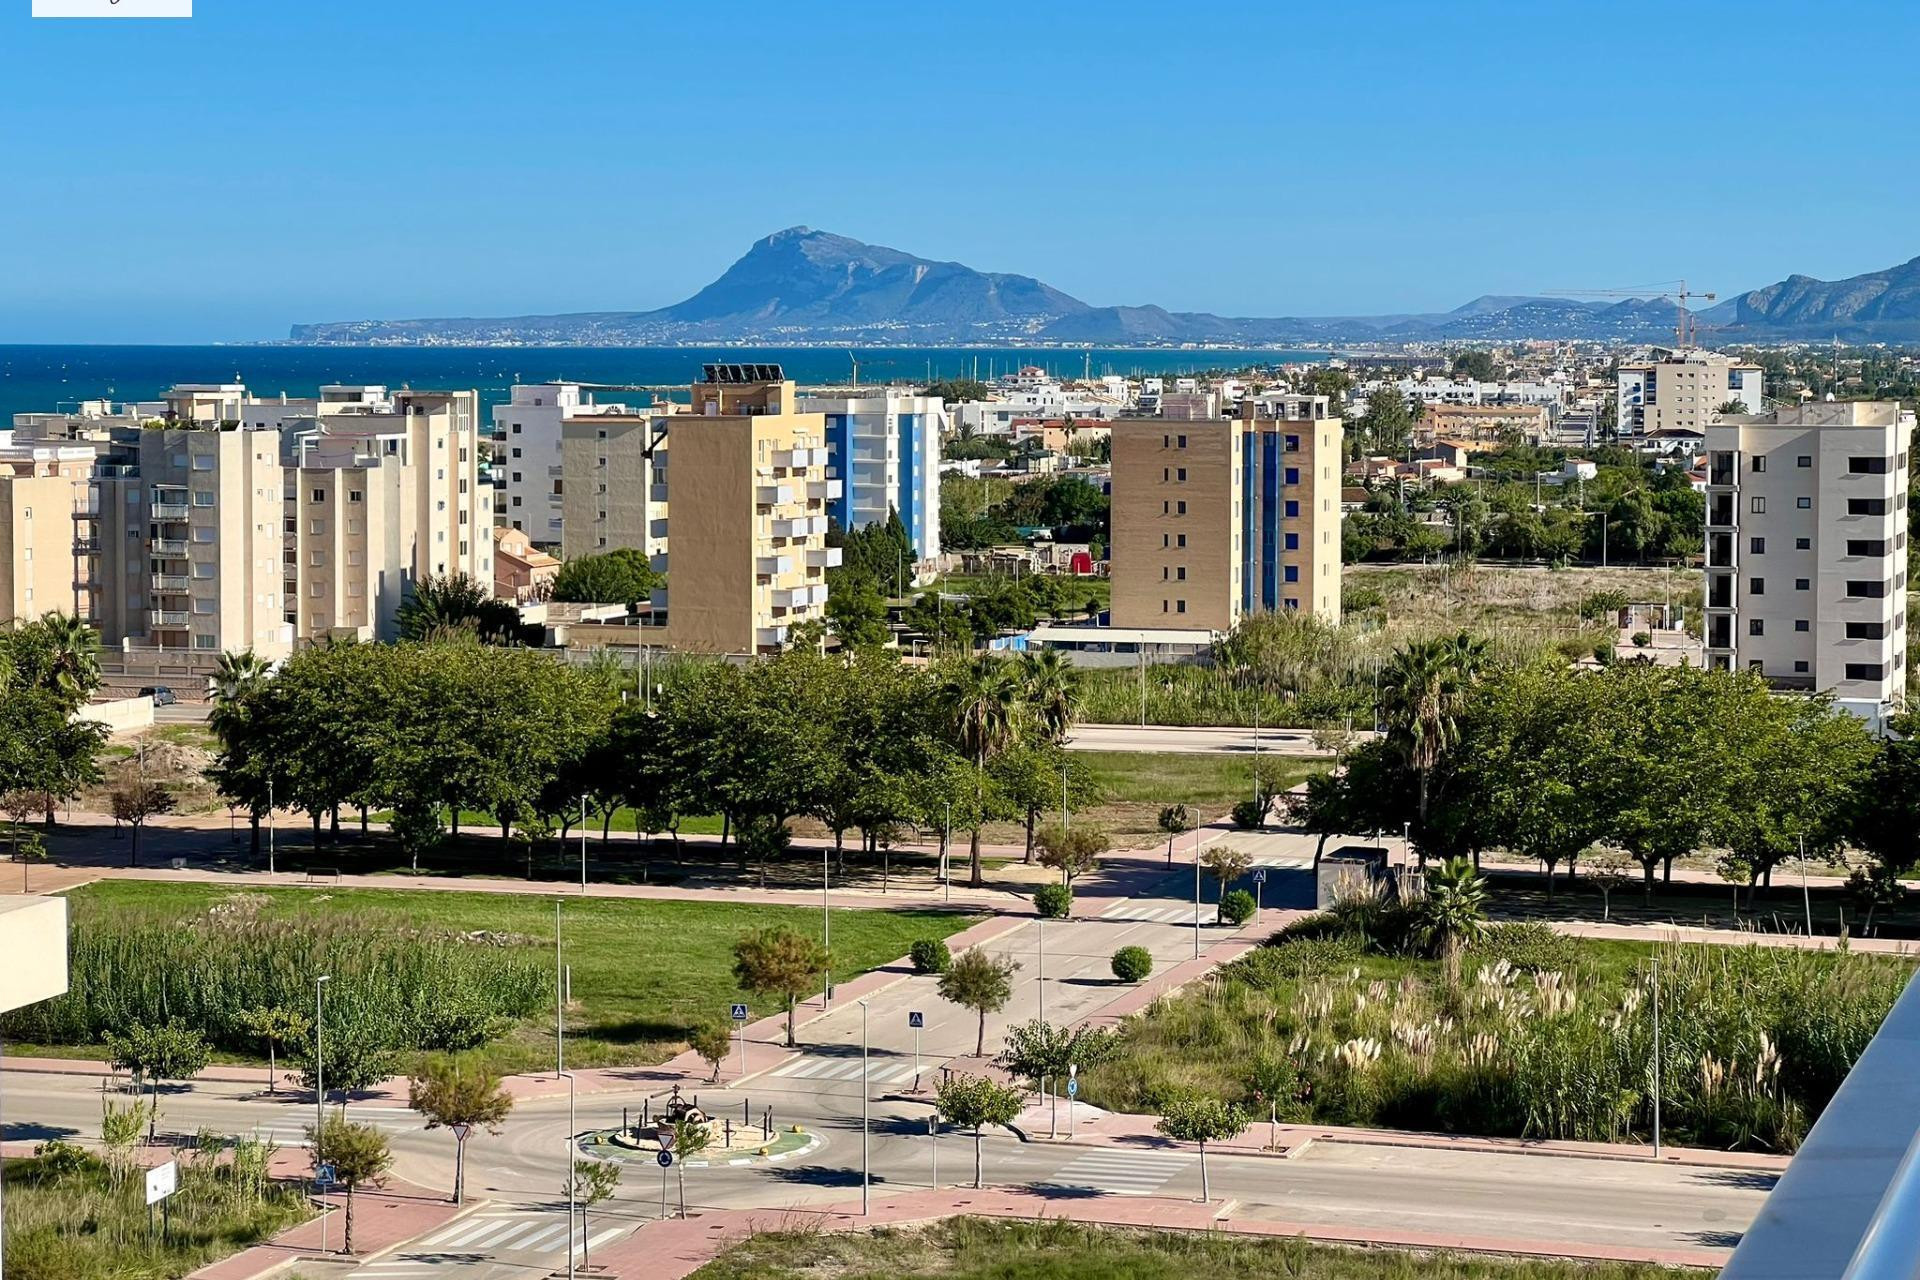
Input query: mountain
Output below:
<box><xmin>290</xmin><ymin>228</ymin><xmax>1920</xmax><ymax>347</ymax></box>
<box><xmin>1702</xmin><ymin>256</ymin><xmax>1920</xmax><ymax>341</ymax></box>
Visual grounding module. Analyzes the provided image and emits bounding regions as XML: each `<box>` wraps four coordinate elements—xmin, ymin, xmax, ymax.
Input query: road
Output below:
<box><xmin>0</xmin><ymin>862</ymin><xmax>1765</xmax><ymax>1277</ymax></box>
<box><xmin>1067</xmin><ymin>723</ymin><xmax>1360</xmax><ymax>755</ymax></box>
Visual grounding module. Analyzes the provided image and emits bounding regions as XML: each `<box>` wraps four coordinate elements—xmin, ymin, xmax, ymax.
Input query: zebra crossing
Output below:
<box><xmin>346</xmin><ymin>1209</ymin><xmax>630</xmax><ymax>1276</ymax></box>
<box><xmin>1034</xmin><ymin>1148</ymin><xmax>1194</xmax><ymax>1197</ymax></box>
<box><xmin>1098</xmin><ymin>901</ymin><xmax>1206</xmax><ymax>924</ymax></box>
<box><xmin>764</xmin><ymin>1052</ymin><xmax>924</xmax><ymax>1088</ymax></box>
<box><xmin>243</xmin><ymin>1106</ymin><xmax>420</xmax><ymax>1149</ymax></box>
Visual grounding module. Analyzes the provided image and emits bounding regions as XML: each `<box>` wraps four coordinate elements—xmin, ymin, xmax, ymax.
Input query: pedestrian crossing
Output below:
<box><xmin>1251</xmin><ymin>855</ymin><xmax>1313</xmax><ymax>870</ymax></box>
<box><xmin>347</xmin><ymin>1209</ymin><xmax>630</xmax><ymax>1275</ymax></box>
<box><xmin>765</xmin><ymin>1053</ymin><xmax>924</xmax><ymax>1087</ymax></box>
<box><xmin>1034</xmin><ymin>1148</ymin><xmax>1193</xmax><ymax>1196</ymax></box>
<box><xmin>244</xmin><ymin>1107</ymin><xmax>420</xmax><ymax>1149</ymax></box>
<box><xmin>1098</xmin><ymin>901</ymin><xmax>1205</xmax><ymax>924</ymax></box>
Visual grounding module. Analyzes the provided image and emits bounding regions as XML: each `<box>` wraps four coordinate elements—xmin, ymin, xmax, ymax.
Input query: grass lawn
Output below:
<box><xmin>925</xmin><ymin>572</ymin><xmax>1110</xmax><ymax>610</ymax></box>
<box><xmin>1039</xmin><ymin>750</ymin><xmax>1326</xmax><ymax>849</ymax></box>
<box><xmin>48</xmin><ymin>882</ymin><xmax>980</xmax><ymax>1076</ymax></box>
<box><xmin>689</xmin><ymin>1218</ymin><xmax>1700</xmax><ymax>1279</ymax></box>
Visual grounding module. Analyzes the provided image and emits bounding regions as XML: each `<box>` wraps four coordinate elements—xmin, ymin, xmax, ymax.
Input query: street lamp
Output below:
<box><xmin>1193</xmin><ymin>826</ymin><xmax>1204</xmax><ymax>960</ymax></box>
<box><xmin>858</xmin><ymin>999</ymin><xmax>871</xmax><ymax>1215</ymax></box>
<box><xmin>267</xmin><ymin>777</ymin><xmax>276</xmax><ymax>876</ymax></box>
<box><xmin>561</xmin><ymin>1070</ymin><xmax>577</xmax><ymax>1280</ymax></box>
<box><xmin>822</xmin><ymin>847</ymin><xmax>832</xmax><ymax>1010</ymax></box>
<box><xmin>555</xmin><ymin>901</ymin><xmax>565</xmax><ymax>1078</ymax></box>
<box><xmin>314</xmin><ymin>973</ymin><xmax>330</xmax><ymax>1252</ymax></box>
<box><xmin>579</xmin><ymin>795</ymin><xmax>588</xmax><ymax>894</ymax></box>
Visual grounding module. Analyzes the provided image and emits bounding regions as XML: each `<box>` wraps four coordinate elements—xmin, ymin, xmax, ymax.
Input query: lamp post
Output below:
<box><xmin>555</xmin><ymin>901</ymin><xmax>564</xmax><ymax>1078</ymax></box>
<box><xmin>1193</xmin><ymin>827</ymin><xmax>1203</xmax><ymax>960</ymax></box>
<box><xmin>822</xmin><ymin>847</ymin><xmax>832</xmax><ymax>1009</ymax></box>
<box><xmin>1037</xmin><ymin>915</ymin><xmax>1046</xmax><ymax>1024</ymax></box>
<box><xmin>315</xmin><ymin>973</ymin><xmax>331</xmax><ymax>1253</ymax></box>
<box><xmin>858</xmin><ymin>999</ymin><xmax>871</xmax><ymax>1216</ymax></box>
<box><xmin>579</xmin><ymin>795</ymin><xmax>588</xmax><ymax>894</ymax></box>
<box><xmin>267</xmin><ymin>777</ymin><xmax>276</xmax><ymax>876</ymax></box>
<box><xmin>561</xmin><ymin>1071</ymin><xmax>577</xmax><ymax>1280</ymax></box>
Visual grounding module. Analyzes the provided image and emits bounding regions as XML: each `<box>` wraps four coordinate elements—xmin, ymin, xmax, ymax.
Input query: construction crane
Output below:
<box><xmin>1545</xmin><ymin>280</ymin><xmax>1717</xmax><ymax>349</ymax></box>
<box><xmin>847</xmin><ymin>351</ymin><xmax>897</xmax><ymax>388</ymax></box>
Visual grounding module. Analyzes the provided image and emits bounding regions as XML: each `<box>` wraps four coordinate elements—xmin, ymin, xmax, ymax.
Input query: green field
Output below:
<box><xmin>43</xmin><ymin>882</ymin><xmax>979</xmax><ymax>1075</ymax></box>
<box><xmin>689</xmin><ymin>1218</ymin><xmax>1700</xmax><ymax>1280</ymax></box>
<box><xmin>1045</xmin><ymin>750</ymin><xmax>1325</xmax><ymax>849</ymax></box>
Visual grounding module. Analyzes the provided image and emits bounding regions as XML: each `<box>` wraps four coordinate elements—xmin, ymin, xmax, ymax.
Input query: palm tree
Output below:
<box><xmin>1020</xmin><ymin>648</ymin><xmax>1081</xmax><ymax>744</ymax></box>
<box><xmin>210</xmin><ymin>648</ymin><xmax>272</xmax><ymax>708</ymax></box>
<box><xmin>945</xmin><ymin>656</ymin><xmax>1027</xmax><ymax>888</ymax></box>
<box><xmin>1417</xmin><ymin>856</ymin><xmax>1489</xmax><ymax>987</ymax></box>
<box><xmin>1378</xmin><ymin>633</ymin><xmax>1485</xmax><ymax>834</ymax></box>
<box><xmin>40</xmin><ymin>612</ymin><xmax>100</xmax><ymax>706</ymax></box>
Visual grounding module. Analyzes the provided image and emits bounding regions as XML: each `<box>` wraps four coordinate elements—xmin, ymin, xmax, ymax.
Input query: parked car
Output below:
<box><xmin>138</xmin><ymin>685</ymin><xmax>177</xmax><ymax>706</ymax></box>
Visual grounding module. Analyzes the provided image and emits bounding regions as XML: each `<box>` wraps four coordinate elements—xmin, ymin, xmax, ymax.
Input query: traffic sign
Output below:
<box><xmin>908</xmin><ymin>1011</ymin><xmax>925</xmax><ymax>1029</ymax></box>
<box><xmin>312</xmin><ymin>1161</ymin><xmax>336</xmax><ymax>1189</ymax></box>
<box><xmin>449</xmin><ymin>1122</ymin><xmax>472</xmax><ymax>1142</ymax></box>
<box><xmin>730</xmin><ymin>1003</ymin><xmax>749</xmax><ymax>1022</ymax></box>
<box><xmin>657</xmin><ymin>1150</ymin><xmax>674</xmax><ymax>1168</ymax></box>
<box><xmin>1066</xmin><ymin>1079</ymin><xmax>1079</xmax><ymax>1098</ymax></box>
<box><xmin>1252</xmin><ymin>868</ymin><xmax>1268</xmax><ymax>883</ymax></box>
<box><xmin>659</xmin><ymin>1129</ymin><xmax>676</xmax><ymax>1150</ymax></box>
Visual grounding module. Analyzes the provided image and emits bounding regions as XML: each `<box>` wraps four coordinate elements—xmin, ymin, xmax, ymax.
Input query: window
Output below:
<box><xmin>511</xmin><ymin>447</ymin><xmax>522</xmax><ymax>458</ymax></box>
<box><xmin>1750</xmin><ymin>577</ymin><xmax>1765</xmax><ymax>595</ymax></box>
<box><xmin>1848</xmin><ymin>539</ymin><xmax>1890</xmax><ymax>556</ymax></box>
<box><xmin>1749</xmin><ymin>537</ymin><xmax>1766</xmax><ymax>554</ymax></box>
<box><xmin>1845</xmin><ymin>662</ymin><xmax>1888</xmax><ymax>681</ymax></box>
<box><xmin>1749</xmin><ymin>619</ymin><xmax>1765</xmax><ymax>636</ymax></box>
<box><xmin>1161</xmin><ymin>566</ymin><xmax>1169</xmax><ymax>581</ymax></box>
<box><xmin>1797</xmin><ymin>456</ymin><xmax>1812</xmax><ymax>468</ymax></box>
<box><xmin>511</xmin><ymin>423</ymin><xmax>521</xmax><ymax>434</ymax></box>
<box><xmin>1161</xmin><ymin>435</ymin><xmax>1169</xmax><ymax>449</ymax></box>
<box><xmin>309</xmin><ymin>550</ymin><xmax>325</xmax><ymax>567</ymax></box>
<box><xmin>309</xmin><ymin>519</ymin><xmax>324</xmax><ymax>535</ymax></box>
<box><xmin>1284</xmin><ymin>565</ymin><xmax>1299</xmax><ymax>583</ymax></box>
<box><xmin>1796</xmin><ymin>496</ymin><xmax>1812</xmax><ymax>509</ymax></box>
<box><xmin>1176</xmin><ymin>600</ymin><xmax>1186</xmax><ymax>614</ymax></box>
<box><xmin>1752</xmin><ymin>456</ymin><xmax>1767</xmax><ymax>473</ymax></box>
<box><xmin>1284</xmin><ymin>500</ymin><xmax>1300</xmax><ymax>518</ymax></box>
<box><xmin>1176</xmin><ymin>534</ymin><xmax>1186</xmax><ymax>548</ymax></box>
<box><xmin>1176</xmin><ymin>567</ymin><xmax>1186</xmax><ymax>581</ymax></box>
<box><xmin>1796</xmin><ymin>537</ymin><xmax>1811</xmax><ymax>550</ymax></box>
<box><xmin>192</xmin><ymin>491</ymin><xmax>214</xmax><ymax>507</ymax></box>
<box><xmin>1161</xmin><ymin>534</ymin><xmax>1169</xmax><ymax>548</ymax></box>
<box><xmin>1794</xmin><ymin>660</ymin><xmax>1810</xmax><ymax>674</ymax></box>
<box><xmin>194</xmin><ymin>634</ymin><xmax>217</xmax><ymax>650</ymax></box>
<box><xmin>1846</xmin><ymin>621</ymin><xmax>1888</xmax><ymax>640</ymax></box>
<box><xmin>1796</xmin><ymin>578</ymin><xmax>1810</xmax><ymax>590</ymax></box>
<box><xmin>1177</xmin><ymin>434</ymin><xmax>1188</xmax><ymax>448</ymax></box>
<box><xmin>1176</xmin><ymin>501</ymin><xmax>1187</xmax><ymax>515</ymax></box>
<box><xmin>1176</xmin><ymin>468</ymin><xmax>1187</xmax><ymax>482</ymax></box>
<box><xmin>1285</xmin><ymin>533</ymin><xmax>1299</xmax><ymax>551</ymax></box>
<box><xmin>511</xmin><ymin>471</ymin><xmax>522</xmax><ymax>483</ymax></box>
<box><xmin>1849</xmin><ymin>497</ymin><xmax>1891</xmax><ymax>516</ymax></box>
<box><xmin>1849</xmin><ymin>456</ymin><xmax>1892</xmax><ymax>474</ymax></box>
<box><xmin>1847</xmin><ymin>579</ymin><xmax>1890</xmax><ymax>598</ymax></box>
<box><xmin>1162</xmin><ymin>468</ymin><xmax>1170</xmax><ymax>482</ymax></box>
<box><xmin>1795</xmin><ymin>619</ymin><xmax>1810</xmax><ymax>632</ymax></box>
<box><xmin>1284</xmin><ymin>598</ymin><xmax>1300</xmax><ymax>611</ymax></box>
<box><xmin>1284</xmin><ymin>468</ymin><xmax>1300</xmax><ymax>485</ymax></box>
<box><xmin>1750</xmin><ymin>496</ymin><xmax>1767</xmax><ymax>514</ymax></box>
<box><xmin>347</xmin><ymin>489</ymin><xmax>362</xmax><ymax>503</ymax></box>
<box><xmin>1284</xmin><ymin>435</ymin><xmax>1299</xmax><ymax>451</ymax></box>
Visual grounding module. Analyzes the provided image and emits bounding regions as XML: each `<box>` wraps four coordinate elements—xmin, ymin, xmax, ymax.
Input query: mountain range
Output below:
<box><xmin>288</xmin><ymin>227</ymin><xmax>1920</xmax><ymax>347</ymax></box>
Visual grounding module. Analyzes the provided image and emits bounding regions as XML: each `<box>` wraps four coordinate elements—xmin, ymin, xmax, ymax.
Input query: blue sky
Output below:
<box><xmin>4</xmin><ymin>0</ymin><xmax>1918</xmax><ymax>343</ymax></box>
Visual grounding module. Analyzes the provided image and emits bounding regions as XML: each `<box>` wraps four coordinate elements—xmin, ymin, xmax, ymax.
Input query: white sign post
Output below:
<box><xmin>908</xmin><ymin>1011</ymin><xmax>924</xmax><ymax>1089</ymax></box>
<box><xmin>146</xmin><ymin>1159</ymin><xmax>178</xmax><ymax>1244</ymax></box>
<box><xmin>731</xmin><ymin>1003</ymin><xmax>750</xmax><ymax>1079</ymax></box>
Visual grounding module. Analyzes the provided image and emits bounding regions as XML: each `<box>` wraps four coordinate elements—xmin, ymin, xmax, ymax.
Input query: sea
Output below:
<box><xmin>0</xmin><ymin>344</ymin><xmax>1331</xmax><ymax>427</ymax></box>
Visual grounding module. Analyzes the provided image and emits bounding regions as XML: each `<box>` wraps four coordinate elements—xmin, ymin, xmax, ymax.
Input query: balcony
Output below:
<box><xmin>756</xmin><ymin>554</ymin><xmax>795</xmax><ymax>578</ymax></box>
<box><xmin>805</xmin><ymin>546</ymin><xmax>844</xmax><ymax>570</ymax></box>
<box><xmin>152</xmin><ymin>539</ymin><xmax>189</xmax><ymax>557</ymax></box>
<box><xmin>150</xmin><ymin>503</ymin><xmax>191</xmax><ymax>520</ymax></box>
<box><xmin>773</xmin><ymin>583</ymin><xmax>828</xmax><ymax>610</ymax></box>
<box><xmin>1706</xmin><ymin>533</ymin><xmax>1736</xmax><ymax>570</ymax></box>
<box><xmin>771</xmin><ymin>515</ymin><xmax>826</xmax><ymax>539</ymax></box>
<box><xmin>1708</xmin><ymin>453</ymin><xmax>1736</xmax><ymax>487</ymax></box>
<box><xmin>773</xmin><ymin>447</ymin><xmax>827</xmax><ymax>470</ymax></box>
<box><xmin>1707</xmin><ymin>573</ymin><xmax>1734</xmax><ymax>610</ymax></box>
<box><xmin>650</xmin><ymin>484</ymin><xmax>669</xmax><ymax>504</ymax></box>
<box><xmin>808</xmin><ymin>478</ymin><xmax>844</xmax><ymax>502</ymax></box>
<box><xmin>1707</xmin><ymin>495</ymin><xmax>1736</xmax><ymax>528</ymax></box>
<box><xmin>71</xmin><ymin>504</ymin><xmax>99</xmax><ymax>520</ymax></box>
<box><xmin>150</xmin><ymin>574</ymin><xmax>190</xmax><ymax>593</ymax></box>
<box><xmin>149</xmin><ymin>610</ymin><xmax>190</xmax><ymax>627</ymax></box>
<box><xmin>72</xmin><ymin>538</ymin><xmax>99</xmax><ymax>555</ymax></box>
<box><xmin>755</xmin><ymin>625</ymin><xmax>791</xmax><ymax>649</ymax></box>
<box><xmin>1707</xmin><ymin>618</ymin><xmax>1733</xmax><ymax>650</ymax></box>
<box><xmin>756</xmin><ymin>484</ymin><xmax>796</xmax><ymax>506</ymax></box>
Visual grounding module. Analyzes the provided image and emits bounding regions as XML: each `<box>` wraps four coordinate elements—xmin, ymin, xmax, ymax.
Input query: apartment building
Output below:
<box><xmin>558</xmin><ymin>409</ymin><xmax>673</xmax><ymax>565</ymax></box>
<box><xmin>653</xmin><ymin>367</ymin><xmax>839</xmax><ymax>653</ymax></box>
<box><xmin>494</xmin><ymin>383</ymin><xmax>664</xmax><ymax>548</ymax></box>
<box><xmin>20</xmin><ymin>384</ymin><xmax>486</xmax><ymax>658</ymax></box>
<box><xmin>1703</xmin><ymin>401</ymin><xmax>1911</xmax><ymax>727</ymax></box>
<box><xmin>797</xmin><ymin>390</ymin><xmax>944</xmax><ymax>559</ymax></box>
<box><xmin>1619</xmin><ymin>349</ymin><xmax>1763</xmax><ymax>438</ymax></box>
<box><xmin>1110</xmin><ymin>393</ymin><xmax>1343</xmax><ymax>632</ymax></box>
<box><xmin>0</xmin><ymin>431</ymin><xmax>96</xmax><ymax>625</ymax></box>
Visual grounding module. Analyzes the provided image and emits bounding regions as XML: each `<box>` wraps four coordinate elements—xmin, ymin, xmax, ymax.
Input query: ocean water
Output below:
<box><xmin>0</xmin><ymin>344</ymin><xmax>1330</xmax><ymax>427</ymax></box>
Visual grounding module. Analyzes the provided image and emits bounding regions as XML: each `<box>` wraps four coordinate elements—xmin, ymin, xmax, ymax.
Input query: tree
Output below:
<box><xmin>1156</xmin><ymin>1092</ymin><xmax>1250</xmax><ymax>1202</ymax></box>
<box><xmin>665</xmin><ymin>1112</ymin><xmax>711</xmax><ymax>1218</ymax></box>
<box><xmin>1584</xmin><ymin>852</ymin><xmax>1633</xmax><ymax>922</ymax></box>
<box><xmin>1357</xmin><ymin>386</ymin><xmax>1414</xmax><ymax>456</ymax></box>
<box><xmin>307</xmin><ymin>1112</ymin><xmax>392</xmax><ymax>1256</ymax></box>
<box><xmin>1451</xmin><ymin>351</ymin><xmax>1498</xmax><ymax>382</ymax></box>
<box><xmin>998</xmin><ymin>1019</ymin><xmax>1116</xmax><ymax>1135</ymax></box>
<box><xmin>550</xmin><ymin>548</ymin><xmax>662</xmax><ymax>606</ymax></box>
<box><xmin>1034</xmin><ymin>821</ymin><xmax>1105</xmax><ymax>894</ymax></box>
<box><xmin>1379</xmin><ymin>634</ymin><xmax>1486</xmax><ymax>834</ymax></box>
<box><xmin>109</xmin><ymin>766</ymin><xmax>175</xmax><ymax>867</ymax></box>
<box><xmin>106</xmin><ymin>1019</ymin><xmax>211</xmax><ymax>1143</ymax></box>
<box><xmin>295</xmin><ymin>1022</ymin><xmax>401</xmax><ymax>1110</ymax></box>
<box><xmin>924</xmin><ymin>378</ymin><xmax>991</xmax><ymax>404</ymax></box>
<box><xmin>397</xmin><ymin>573</ymin><xmax>526</xmax><ymax>644</ymax></box>
<box><xmin>38</xmin><ymin>611</ymin><xmax>102</xmax><ymax>707</ymax></box>
<box><xmin>1417</xmin><ymin>857</ymin><xmax>1489</xmax><ymax>986</ymax></box>
<box><xmin>1200</xmin><ymin>846</ymin><xmax>1252</xmax><ymax>922</ymax></box>
<box><xmin>1111</xmin><ymin>945</ymin><xmax>1153</xmax><ymax>983</ymax></box>
<box><xmin>1157</xmin><ymin>804</ymin><xmax>1194</xmax><ymax>864</ymax></box>
<box><xmin>935</xmin><ymin>1073</ymin><xmax>1024</xmax><ymax>1188</ymax></box>
<box><xmin>824</xmin><ymin>567</ymin><xmax>891</xmax><ymax>649</ymax></box>
<box><xmin>236</xmin><ymin>1005</ymin><xmax>311</xmax><ymax>1094</ymax></box>
<box><xmin>564</xmin><ymin>1159</ymin><xmax>621</xmax><ymax>1269</ymax></box>
<box><xmin>939</xmin><ymin>947</ymin><xmax>1020</xmax><ymax>1056</ymax></box>
<box><xmin>1851</xmin><ymin>712</ymin><xmax>1920</xmax><ymax>879</ymax></box>
<box><xmin>732</xmin><ymin>927</ymin><xmax>828</xmax><ymax>1048</ymax></box>
<box><xmin>210</xmin><ymin>647</ymin><xmax>273</xmax><ymax>705</ymax></box>
<box><xmin>943</xmin><ymin>656</ymin><xmax>1028</xmax><ymax>887</ymax></box>
<box><xmin>1020</xmin><ymin>649</ymin><xmax>1082</xmax><ymax>744</ymax></box>
<box><xmin>690</xmin><ymin>1022</ymin><xmax>734</xmax><ymax>1083</ymax></box>
<box><xmin>1846</xmin><ymin>864</ymin><xmax>1906</xmax><ymax>935</ymax></box>
<box><xmin>408</xmin><ymin>1057</ymin><xmax>514</xmax><ymax>1204</ymax></box>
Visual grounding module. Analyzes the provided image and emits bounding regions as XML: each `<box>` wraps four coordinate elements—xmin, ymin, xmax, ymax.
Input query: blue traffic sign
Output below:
<box><xmin>730</xmin><ymin>1003</ymin><xmax>749</xmax><ymax>1022</ymax></box>
<box><xmin>1066</xmin><ymin>1079</ymin><xmax>1078</xmax><ymax>1097</ymax></box>
<box><xmin>314</xmin><ymin>1162</ymin><xmax>337</xmax><ymax>1187</ymax></box>
<box><xmin>657</xmin><ymin>1150</ymin><xmax>674</xmax><ymax>1168</ymax></box>
<box><xmin>1252</xmin><ymin>868</ymin><xmax>1268</xmax><ymax>883</ymax></box>
<box><xmin>908</xmin><ymin>1011</ymin><xmax>925</xmax><ymax>1029</ymax></box>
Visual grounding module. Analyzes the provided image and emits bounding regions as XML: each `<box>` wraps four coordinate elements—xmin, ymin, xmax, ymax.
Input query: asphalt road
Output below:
<box><xmin>1067</xmin><ymin>723</ymin><xmax>1363</xmax><ymax>755</ymax></box>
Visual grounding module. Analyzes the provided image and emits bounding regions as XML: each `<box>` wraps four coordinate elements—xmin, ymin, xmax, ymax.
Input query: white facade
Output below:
<box><xmin>1703</xmin><ymin>401</ymin><xmax>1910</xmax><ymax>728</ymax></box>
<box><xmin>1619</xmin><ymin>349</ymin><xmax>1763</xmax><ymax>439</ymax></box>
<box><xmin>492</xmin><ymin>383</ymin><xmax>651</xmax><ymax>549</ymax></box>
<box><xmin>798</xmin><ymin>392</ymin><xmax>945</xmax><ymax>559</ymax></box>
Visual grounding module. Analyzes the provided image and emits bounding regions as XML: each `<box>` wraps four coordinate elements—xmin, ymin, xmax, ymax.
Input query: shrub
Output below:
<box><xmin>1631</xmin><ymin>631</ymin><xmax>1652</xmax><ymax>648</ymax></box>
<box><xmin>1577</xmin><ymin>589</ymin><xmax>1629</xmax><ymax>621</ymax></box>
<box><xmin>910</xmin><ymin>939</ymin><xmax>953</xmax><ymax>975</ymax></box>
<box><xmin>1230</xmin><ymin>799</ymin><xmax>1268</xmax><ymax>830</ymax></box>
<box><xmin>1033</xmin><ymin>883</ymin><xmax>1072</xmax><ymax>919</ymax></box>
<box><xmin>1230</xmin><ymin>935</ymin><xmax>1365</xmax><ymax>988</ymax></box>
<box><xmin>1592</xmin><ymin>640</ymin><xmax>1615</xmax><ymax>665</ymax></box>
<box><xmin>1218</xmin><ymin>889</ymin><xmax>1257</xmax><ymax>927</ymax></box>
<box><xmin>1469</xmin><ymin>922</ymin><xmax>1579</xmax><ymax>974</ymax></box>
<box><xmin>1111</xmin><ymin>946</ymin><xmax>1153</xmax><ymax>983</ymax></box>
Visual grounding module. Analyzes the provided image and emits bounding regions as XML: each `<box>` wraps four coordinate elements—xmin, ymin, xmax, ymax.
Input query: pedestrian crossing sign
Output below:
<box><xmin>908</xmin><ymin>1011</ymin><xmax>925</xmax><ymax>1029</ymax></box>
<box><xmin>730</xmin><ymin>1003</ymin><xmax>749</xmax><ymax>1022</ymax></box>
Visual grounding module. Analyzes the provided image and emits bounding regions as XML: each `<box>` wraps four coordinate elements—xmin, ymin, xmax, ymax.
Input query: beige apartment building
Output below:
<box><xmin>1619</xmin><ymin>349</ymin><xmax>1763</xmax><ymax>438</ymax></box>
<box><xmin>1111</xmin><ymin>393</ymin><xmax>1343</xmax><ymax>632</ymax></box>
<box><xmin>0</xmin><ymin>430</ymin><xmax>96</xmax><ymax>626</ymax></box>
<box><xmin>559</xmin><ymin>409</ymin><xmax>675</xmax><ymax>565</ymax></box>
<box><xmin>1703</xmin><ymin>401</ymin><xmax>1910</xmax><ymax>727</ymax></box>
<box><xmin>18</xmin><ymin>384</ymin><xmax>487</xmax><ymax>659</ymax></box>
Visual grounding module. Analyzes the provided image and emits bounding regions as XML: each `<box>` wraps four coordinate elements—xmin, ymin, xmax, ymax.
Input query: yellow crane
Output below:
<box><xmin>1546</xmin><ymin>280</ymin><xmax>1718</xmax><ymax>349</ymax></box>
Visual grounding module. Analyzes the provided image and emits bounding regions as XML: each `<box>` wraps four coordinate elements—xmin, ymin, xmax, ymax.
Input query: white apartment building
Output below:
<box><xmin>797</xmin><ymin>391</ymin><xmax>944</xmax><ymax>559</ymax></box>
<box><xmin>493</xmin><ymin>383</ymin><xmax>663</xmax><ymax>549</ymax></box>
<box><xmin>1703</xmin><ymin>401</ymin><xmax>1910</xmax><ymax>728</ymax></box>
<box><xmin>1619</xmin><ymin>349</ymin><xmax>1763</xmax><ymax>439</ymax></box>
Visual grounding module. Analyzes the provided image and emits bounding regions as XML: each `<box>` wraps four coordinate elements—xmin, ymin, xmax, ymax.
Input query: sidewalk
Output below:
<box><xmin>588</xmin><ymin>1184</ymin><xmax>1733</xmax><ymax>1280</ymax></box>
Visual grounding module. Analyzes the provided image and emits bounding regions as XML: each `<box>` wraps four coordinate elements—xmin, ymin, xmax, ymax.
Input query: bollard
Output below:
<box><xmin>724</xmin><ymin>1118</ymin><xmax>732</xmax><ymax>1146</ymax></box>
<box><xmin>623</xmin><ymin>1106</ymin><xmax>630</xmax><ymax>1134</ymax></box>
<box><xmin>743</xmin><ymin>1098</ymin><xmax>750</xmax><ymax>1125</ymax></box>
<box><xmin>642</xmin><ymin>1098</ymin><xmax>650</xmax><ymax>1127</ymax></box>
